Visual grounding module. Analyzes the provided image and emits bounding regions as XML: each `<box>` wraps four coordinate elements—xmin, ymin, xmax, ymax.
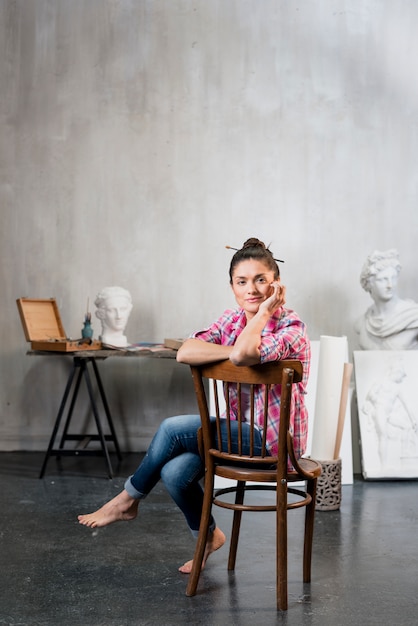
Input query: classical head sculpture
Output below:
<box><xmin>95</xmin><ymin>286</ymin><xmax>133</xmax><ymax>347</ymax></box>
<box><xmin>354</xmin><ymin>249</ymin><xmax>418</xmax><ymax>350</ymax></box>
<box><xmin>359</xmin><ymin>249</ymin><xmax>401</xmax><ymax>298</ymax></box>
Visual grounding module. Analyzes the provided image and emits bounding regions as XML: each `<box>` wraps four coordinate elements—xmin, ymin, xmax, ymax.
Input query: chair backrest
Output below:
<box><xmin>190</xmin><ymin>359</ymin><xmax>303</xmax><ymax>475</ymax></box>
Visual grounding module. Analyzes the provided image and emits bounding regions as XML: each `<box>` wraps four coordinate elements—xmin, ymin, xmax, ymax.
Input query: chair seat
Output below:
<box><xmin>215</xmin><ymin>456</ymin><xmax>322</xmax><ymax>483</ymax></box>
<box><xmin>288</xmin><ymin>457</ymin><xmax>322</xmax><ymax>481</ymax></box>
<box><xmin>215</xmin><ymin>464</ymin><xmax>277</xmax><ymax>482</ymax></box>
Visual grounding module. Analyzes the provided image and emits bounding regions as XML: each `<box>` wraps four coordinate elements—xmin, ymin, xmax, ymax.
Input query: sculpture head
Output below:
<box><xmin>355</xmin><ymin>249</ymin><xmax>418</xmax><ymax>350</ymax></box>
<box><xmin>359</xmin><ymin>249</ymin><xmax>401</xmax><ymax>302</ymax></box>
<box><xmin>95</xmin><ymin>286</ymin><xmax>133</xmax><ymax>346</ymax></box>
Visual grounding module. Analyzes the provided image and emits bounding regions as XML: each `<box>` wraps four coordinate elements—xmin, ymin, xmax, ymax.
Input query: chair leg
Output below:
<box><xmin>276</xmin><ymin>479</ymin><xmax>288</xmax><ymax>611</ymax></box>
<box><xmin>186</xmin><ymin>469</ymin><xmax>215</xmax><ymax>597</ymax></box>
<box><xmin>228</xmin><ymin>480</ymin><xmax>245</xmax><ymax>570</ymax></box>
<box><xmin>303</xmin><ymin>478</ymin><xmax>318</xmax><ymax>583</ymax></box>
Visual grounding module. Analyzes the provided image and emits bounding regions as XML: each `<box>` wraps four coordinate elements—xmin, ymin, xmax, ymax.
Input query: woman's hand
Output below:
<box><xmin>258</xmin><ymin>281</ymin><xmax>286</xmax><ymax>317</ymax></box>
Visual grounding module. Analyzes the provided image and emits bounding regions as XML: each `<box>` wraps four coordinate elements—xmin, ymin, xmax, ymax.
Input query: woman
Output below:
<box><xmin>78</xmin><ymin>238</ymin><xmax>311</xmax><ymax>573</ymax></box>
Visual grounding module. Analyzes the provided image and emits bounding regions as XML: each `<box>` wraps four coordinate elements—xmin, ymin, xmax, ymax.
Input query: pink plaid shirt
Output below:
<box><xmin>192</xmin><ymin>307</ymin><xmax>310</xmax><ymax>459</ymax></box>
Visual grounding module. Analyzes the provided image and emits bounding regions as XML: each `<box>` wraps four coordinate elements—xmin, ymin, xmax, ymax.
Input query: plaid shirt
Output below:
<box><xmin>193</xmin><ymin>307</ymin><xmax>310</xmax><ymax>459</ymax></box>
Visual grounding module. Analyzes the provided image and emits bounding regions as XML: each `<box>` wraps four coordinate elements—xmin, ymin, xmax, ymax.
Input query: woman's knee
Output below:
<box><xmin>159</xmin><ymin>414</ymin><xmax>200</xmax><ymax>436</ymax></box>
<box><xmin>152</xmin><ymin>415</ymin><xmax>188</xmax><ymax>447</ymax></box>
<box><xmin>161</xmin><ymin>453</ymin><xmax>203</xmax><ymax>490</ymax></box>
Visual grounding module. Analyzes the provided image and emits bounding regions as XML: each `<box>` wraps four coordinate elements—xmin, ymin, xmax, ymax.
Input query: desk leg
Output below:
<box><xmin>39</xmin><ymin>360</ymin><xmax>78</xmax><ymax>479</ymax></box>
<box><xmin>39</xmin><ymin>356</ymin><xmax>121</xmax><ymax>479</ymax></box>
<box><xmin>91</xmin><ymin>358</ymin><xmax>122</xmax><ymax>461</ymax></box>
<box><xmin>58</xmin><ymin>363</ymin><xmax>84</xmax><ymax>450</ymax></box>
<box><xmin>82</xmin><ymin>360</ymin><xmax>114</xmax><ymax>478</ymax></box>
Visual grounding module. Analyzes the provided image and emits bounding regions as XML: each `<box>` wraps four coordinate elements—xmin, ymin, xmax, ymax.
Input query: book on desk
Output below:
<box><xmin>100</xmin><ymin>339</ymin><xmax>185</xmax><ymax>353</ymax></box>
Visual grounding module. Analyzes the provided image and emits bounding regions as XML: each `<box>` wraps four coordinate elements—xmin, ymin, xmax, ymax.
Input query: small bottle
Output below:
<box><xmin>81</xmin><ymin>313</ymin><xmax>94</xmax><ymax>340</ymax></box>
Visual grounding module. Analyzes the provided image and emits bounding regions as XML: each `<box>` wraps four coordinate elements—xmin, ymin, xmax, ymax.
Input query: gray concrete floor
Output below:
<box><xmin>1</xmin><ymin>452</ymin><xmax>417</xmax><ymax>626</ymax></box>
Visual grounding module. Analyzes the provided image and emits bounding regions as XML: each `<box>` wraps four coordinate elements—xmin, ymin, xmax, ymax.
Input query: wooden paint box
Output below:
<box><xmin>16</xmin><ymin>298</ymin><xmax>102</xmax><ymax>352</ymax></box>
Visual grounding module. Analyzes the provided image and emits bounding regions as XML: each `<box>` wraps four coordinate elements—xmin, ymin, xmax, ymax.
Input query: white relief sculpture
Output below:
<box><xmin>95</xmin><ymin>286</ymin><xmax>133</xmax><ymax>348</ymax></box>
<box><xmin>354</xmin><ymin>249</ymin><xmax>418</xmax><ymax>350</ymax></box>
<box><xmin>361</xmin><ymin>359</ymin><xmax>418</xmax><ymax>468</ymax></box>
<box><xmin>354</xmin><ymin>350</ymin><xmax>418</xmax><ymax>479</ymax></box>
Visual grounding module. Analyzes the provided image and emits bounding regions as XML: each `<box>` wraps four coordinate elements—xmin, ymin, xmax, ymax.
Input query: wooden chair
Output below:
<box><xmin>185</xmin><ymin>359</ymin><xmax>322</xmax><ymax>611</ymax></box>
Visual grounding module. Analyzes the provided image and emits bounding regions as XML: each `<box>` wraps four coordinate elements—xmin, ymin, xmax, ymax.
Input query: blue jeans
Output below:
<box><xmin>124</xmin><ymin>414</ymin><xmax>264</xmax><ymax>537</ymax></box>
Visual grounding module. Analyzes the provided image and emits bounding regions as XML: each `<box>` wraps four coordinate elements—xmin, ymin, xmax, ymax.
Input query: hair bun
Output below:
<box><xmin>226</xmin><ymin>239</ymin><xmax>284</xmax><ymax>264</ymax></box>
<box><xmin>242</xmin><ymin>237</ymin><xmax>266</xmax><ymax>250</ymax></box>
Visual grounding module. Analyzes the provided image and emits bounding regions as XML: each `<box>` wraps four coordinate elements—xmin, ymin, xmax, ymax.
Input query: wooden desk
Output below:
<box><xmin>29</xmin><ymin>345</ymin><xmax>177</xmax><ymax>479</ymax></box>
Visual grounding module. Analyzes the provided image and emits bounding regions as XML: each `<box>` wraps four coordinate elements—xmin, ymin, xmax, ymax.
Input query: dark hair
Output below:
<box><xmin>228</xmin><ymin>238</ymin><xmax>280</xmax><ymax>283</ymax></box>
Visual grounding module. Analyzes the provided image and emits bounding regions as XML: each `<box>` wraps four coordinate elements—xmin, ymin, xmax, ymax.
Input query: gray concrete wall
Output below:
<box><xmin>1</xmin><ymin>1</ymin><xmax>418</xmax><ymax>472</ymax></box>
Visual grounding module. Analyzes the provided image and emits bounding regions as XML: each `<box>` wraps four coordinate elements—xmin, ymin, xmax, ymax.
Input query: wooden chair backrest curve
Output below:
<box><xmin>190</xmin><ymin>359</ymin><xmax>303</xmax><ymax>473</ymax></box>
<box><xmin>194</xmin><ymin>359</ymin><xmax>303</xmax><ymax>385</ymax></box>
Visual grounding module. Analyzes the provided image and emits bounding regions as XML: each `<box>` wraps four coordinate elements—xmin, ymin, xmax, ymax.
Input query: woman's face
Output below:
<box><xmin>369</xmin><ymin>267</ymin><xmax>398</xmax><ymax>303</ymax></box>
<box><xmin>230</xmin><ymin>259</ymin><xmax>277</xmax><ymax>319</ymax></box>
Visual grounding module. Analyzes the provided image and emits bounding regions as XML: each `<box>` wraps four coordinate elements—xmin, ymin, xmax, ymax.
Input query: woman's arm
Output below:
<box><xmin>176</xmin><ymin>338</ymin><xmax>233</xmax><ymax>365</ymax></box>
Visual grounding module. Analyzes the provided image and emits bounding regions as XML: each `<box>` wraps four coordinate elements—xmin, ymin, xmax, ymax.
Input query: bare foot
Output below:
<box><xmin>77</xmin><ymin>490</ymin><xmax>139</xmax><ymax>529</ymax></box>
<box><xmin>179</xmin><ymin>527</ymin><xmax>226</xmax><ymax>574</ymax></box>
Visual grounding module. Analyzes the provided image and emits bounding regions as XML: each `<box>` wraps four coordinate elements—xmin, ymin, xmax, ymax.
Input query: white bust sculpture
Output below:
<box><xmin>95</xmin><ymin>286</ymin><xmax>133</xmax><ymax>348</ymax></box>
<box><xmin>354</xmin><ymin>249</ymin><xmax>418</xmax><ymax>350</ymax></box>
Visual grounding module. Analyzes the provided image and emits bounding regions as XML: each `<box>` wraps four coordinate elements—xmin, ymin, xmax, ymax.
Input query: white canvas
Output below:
<box><xmin>306</xmin><ymin>341</ymin><xmax>353</xmax><ymax>485</ymax></box>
